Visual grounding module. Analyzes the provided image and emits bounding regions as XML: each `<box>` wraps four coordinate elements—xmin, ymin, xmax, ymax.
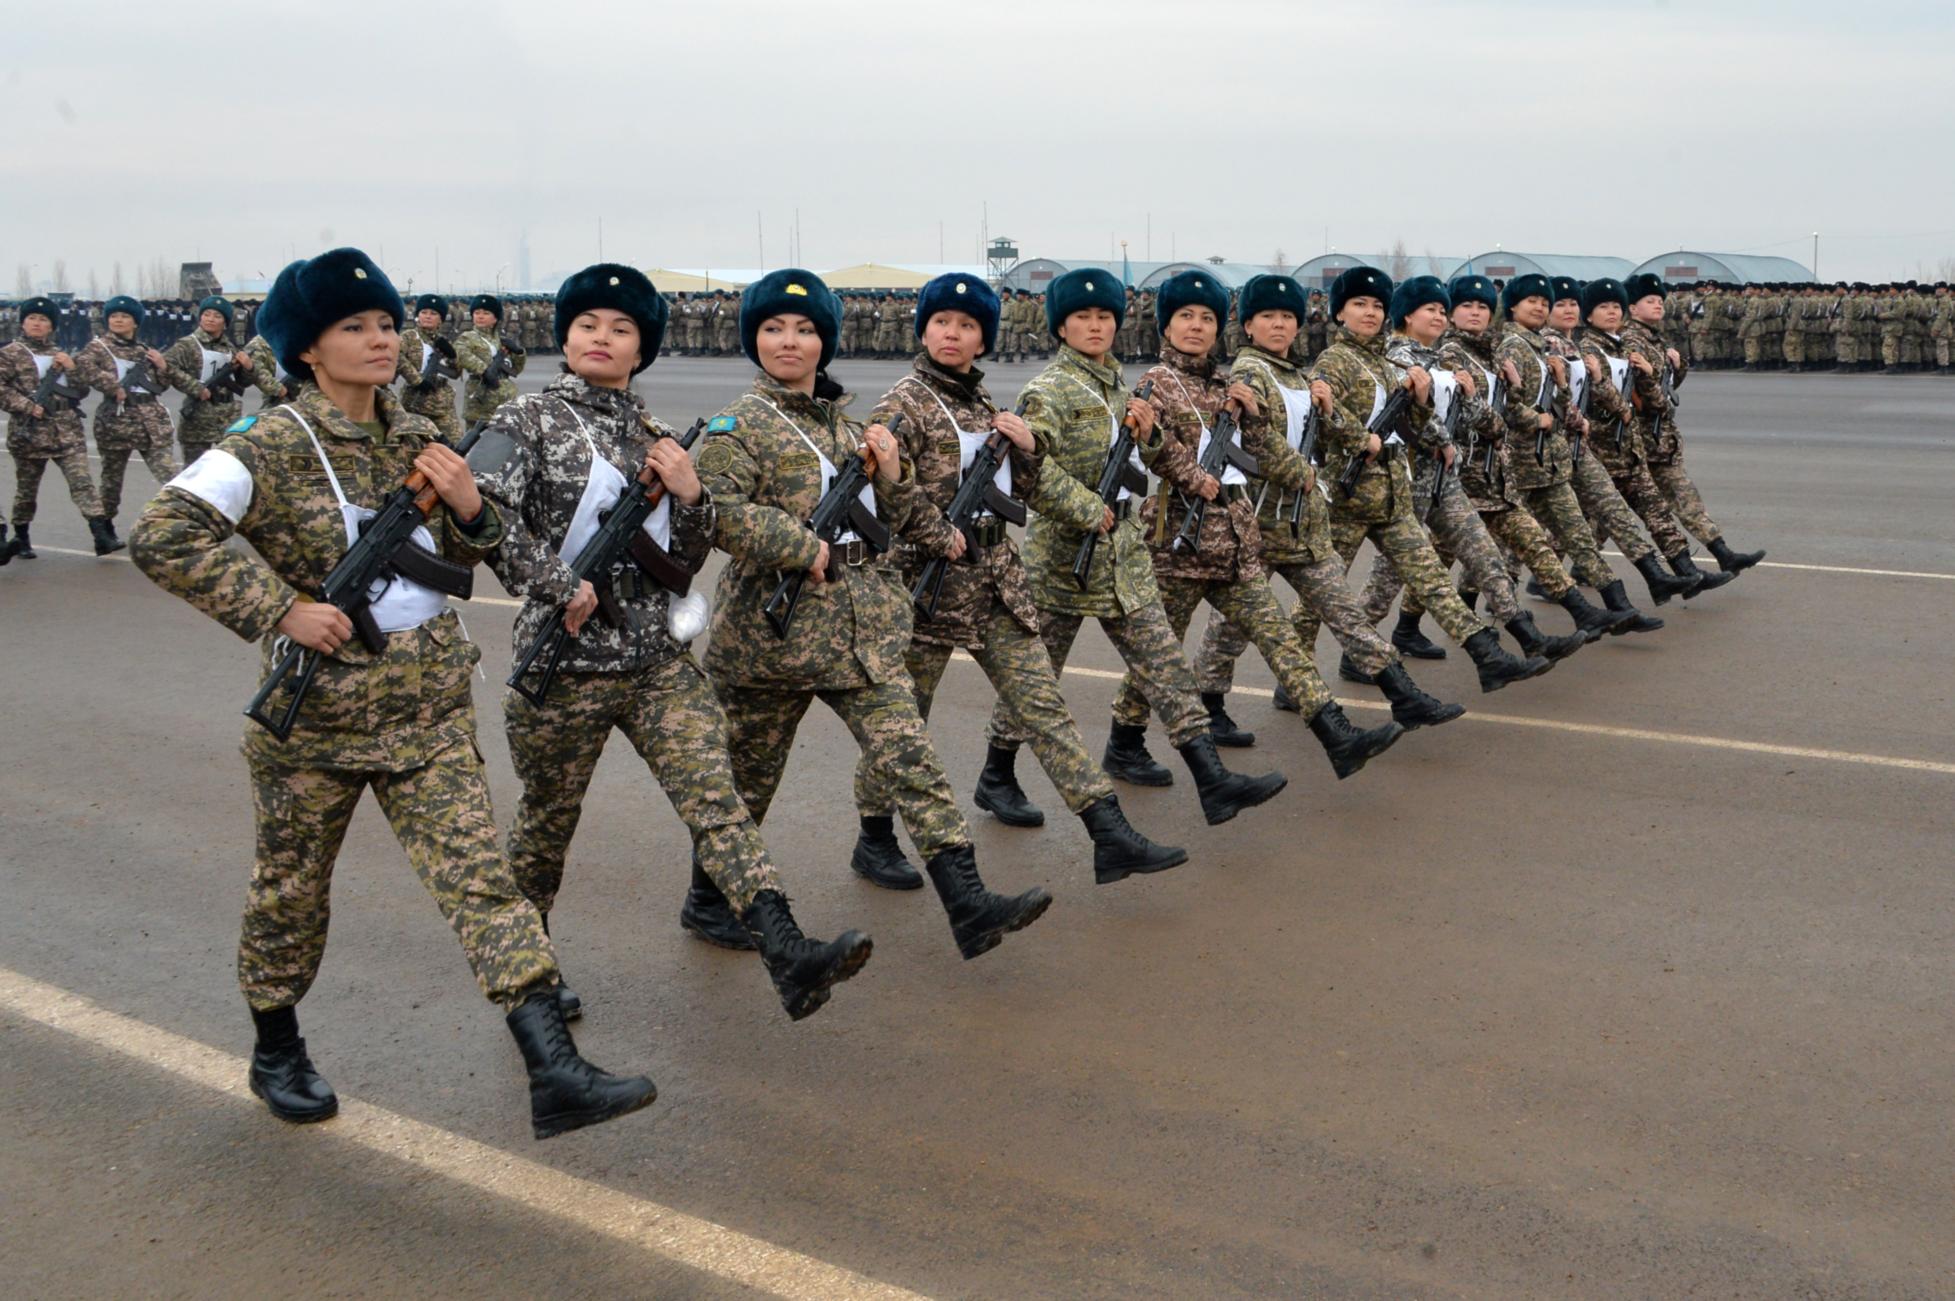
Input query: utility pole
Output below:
<box><xmin>1812</xmin><ymin>232</ymin><xmax>1820</xmax><ymax>280</ymax></box>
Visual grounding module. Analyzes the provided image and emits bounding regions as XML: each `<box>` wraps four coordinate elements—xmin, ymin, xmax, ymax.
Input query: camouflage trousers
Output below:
<box><xmin>719</xmin><ymin>675</ymin><xmax>971</xmax><ymax>860</ymax></box>
<box><xmin>1361</xmin><ymin>473</ymin><xmax>1524</xmax><ymax>625</ymax></box>
<box><xmin>857</xmin><ymin>602</ymin><xmax>1111</xmax><ymax>819</ymax></box>
<box><xmin>1645</xmin><ymin>455</ymin><xmax>1722</xmax><ymax>547</ymax></box>
<box><xmin>1197</xmin><ymin>549</ymin><xmax>1399</xmax><ymax>694</ymax></box>
<box><xmin>1568</xmin><ymin>449</ymin><xmax>1658</xmax><ymax>564</ymax></box>
<box><xmin>97</xmin><ymin>443</ymin><xmax>181</xmax><ymax>522</ymax></box>
<box><xmin>1117</xmin><ymin>572</ymin><xmax>1331</xmax><ymax>725</ymax></box>
<box><xmin>1597</xmin><ymin>458</ymin><xmax>1692</xmax><ymax>559</ymax></box>
<box><xmin>988</xmin><ymin>600</ymin><xmax>1209</xmax><ymax>751</ymax></box>
<box><xmin>241</xmin><ymin>738</ymin><xmax>560</xmax><ymax>1011</ymax></box>
<box><xmin>1519</xmin><ymin>481</ymin><xmax>1615</xmax><ymax>588</ymax></box>
<box><xmin>1271</xmin><ymin>512</ymin><xmax>1491</xmax><ymax>662</ymax></box>
<box><xmin>503</xmin><ymin>657</ymin><xmax>778</xmax><ymax>916</ymax></box>
<box><xmin>10</xmin><ymin>448</ymin><xmax>101</xmax><ymax>526</ymax></box>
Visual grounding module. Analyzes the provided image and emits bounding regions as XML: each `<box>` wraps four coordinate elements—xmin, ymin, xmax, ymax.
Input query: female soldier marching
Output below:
<box><xmin>470</xmin><ymin>264</ymin><xmax>871</xmax><ymax>1021</ymax></box>
<box><xmin>131</xmin><ymin>248</ymin><xmax>654</xmax><ymax>1140</ymax></box>
<box><xmin>75</xmin><ymin>295</ymin><xmax>181</xmax><ymax>545</ymax></box>
<box><xmin>678</xmin><ymin>269</ymin><xmax>1052</xmax><ymax>961</ymax></box>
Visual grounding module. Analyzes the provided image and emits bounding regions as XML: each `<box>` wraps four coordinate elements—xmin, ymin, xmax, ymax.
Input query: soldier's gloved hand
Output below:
<box><xmin>278</xmin><ymin>600</ymin><xmax>355</xmax><ymax>654</ymax></box>
<box><xmin>563</xmin><ymin>581</ymin><xmax>599</xmax><ymax>635</ymax></box>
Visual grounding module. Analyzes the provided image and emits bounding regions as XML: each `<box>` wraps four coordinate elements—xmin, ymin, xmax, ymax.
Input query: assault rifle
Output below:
<box><xmin>245</xmin><ymin>425</ymin><xmax>485</xmax><ymax>742</ymax></box>
<box><xmin>29</xmin><ymin>364</ymin><xmax>76</xmax><ymax>413</ymax></box>
<box><xmin>117</xmin><ymin>356</ymin><xmax>161</xmax><ymax>415</ymax></box>
<box><xmin>1284</xmin><ymin>396</ymin><xmax>1322</xmax><ymax>525</ymax></box>
<box><xmin>1337</xmin><ymin>385</ymin><xmax>1414</xmax><ymax>498</ymax></box>
<box><xmin>1170</xmin><ymin>400</ymin><xmax>1260</xmax><ymax>554</ymax></box>
<box><xmin>479</xmin><ymin>336</ymin><xmax>524</xmax><ymax>389</ymax></box>
<box><xmin>1531</xmin><ymin>363</ymin><xmax>1556</xmax><ymax>465</ymax></box>
<box><xmin>762</xmin><ymin>415</ymin><xmax>900</xmax><ymax>638</ymax></box>
<box><xmin>417</xmin><ymin>335</ymin><xmax>461</xmax><ymax>388</ymax></box>
<box><xmin>200</xmin><ymin>358</ymin><xmax>252</xmax><ymax>404</ymax></box>
<box><xmin>1070</xmin><ymin>379</ymin><xmax>1154</xmax><ymax>588</ymax></box>
<box><xmin>911</xmin><ymin>402</ymin><xmax>1028</xmax><ymax>619</ymax></box>
<box><xmin>506</xmin><ymin>419</ymin><xmax>708</xmax><ymax>705</ymax></box>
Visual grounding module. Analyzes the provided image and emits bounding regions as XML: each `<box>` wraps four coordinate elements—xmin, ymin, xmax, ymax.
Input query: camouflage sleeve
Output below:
<box><xmin>1305</xmin><ymin>353</ymin><xmax>1364</xmax><ymax>454</ymax></box>
<box><xmin>73</xmin><ymin>339</ymin><xmax>117</xmax><ymax>396</ymax></box>
<box><xmin>1579</xmin><ymin>340</ymin><xmax>1627</xmax><ymax>420</ymax></box>
<box><xmin>696</xmin><ymin>427</ymin><xmax>823</xmax><ymax>572</ymax></box>
<box><xmin>1021</xmin><ymin>383</ymin><xmax>1111</xmax><ymax>533</ymax></box>
<box><xmin>471</xmin><ymin>403</ymin><xmax>580</xmax><ymax>606</ymax></box>
<box><xmin>668</xmin><ymin>493</ymin><xmax>716</xmax><ymax>574</ymax></box>
<box><xmin>129</xmin><ymin>433</ymin><xmax>296</xmax><ymax>643</ymax></box>
<box><xmin>510</xmin><ymin>343</ymin><xmax>528</xmax><ymax>377</ymax></box>
<box><xmin>454</xmin><ymin>332</ymin><xmax>491</xmax><ymax>376</ymax></box>
<box><xmin>869</xmin><ymin>388</ymin><xmax>957</xmax><ymax>555</ymax></box>
<box><xmin>0</xmin><ymin>346</ymin><xmax>36</xmax><ymax>415</ymax></box>
<box><xmin>1624</xmin><ymin>333</ymin><xmax>1669</xmax><ymax>418</ymax></box>
<box><xmin>1138</xmin><ymin>369</ymin><xmax>1204</xmax><ymax>492</ymax></box>
<box><xmin>162</xmin><ymin>336</ymin><xmax>203</xmax><ymax>397</ymax></box>
<box><xmin>247</xmin><ymin>338</ymin><xmax>282</xmax><ymax>399</ymax></box>
<box><xmin>393</xmin><ymin>332</ymin><xmax>421</xmax><ymax>389</ymax></box>
<box><xmin>1496</xmin><ymin>338</ymin><xmax>1543</xmax><ymax>433</ymax></box>
<box><xmin>1230</xmin><ymin>359</ymin><xmax>1308</xmax><ymax>491</ymax></box>
<box><xmin>1438</xmin><ymin>342</ymin><xmax>1499</xmax><ymax>442</ymax></box>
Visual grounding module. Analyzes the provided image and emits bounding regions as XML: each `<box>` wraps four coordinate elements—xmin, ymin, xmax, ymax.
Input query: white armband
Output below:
<box><xmin>166</xmin><ymin>448</ymin><xmax>255</xmax><ymax>524</ymax></box>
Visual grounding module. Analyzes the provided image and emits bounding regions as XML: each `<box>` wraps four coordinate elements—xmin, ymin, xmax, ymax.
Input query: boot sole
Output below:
<box><xmin>955</xmin><ymin>891</ymin><xmax>1053</xmax><ymax>960</ymax></box>
<box><xmin>1202</xmin><ymin>774</ymin><xmax>1288</xmax><ymax>823</ymax></box>
<box><xmin>1209</xmin><ymin>729</ymin><xmax>1257</xmax><ymax>748</ymax></box>
<box><xmin>1681</xmin><ymin>575</ymin><xmax>1737</xmax><ymax>598</ymax></box>
<box><xmin>1391</xmin><ymin>641</ymin><xmax>1448</xmax><ymax>660</ymax></box>
<box><xmin>1478</xmin><ymin>658</ymin><xmax>1552</xmax><ymax>693</ymax></box>
<box><xmin>533</xmin><ymin>1080</ymin><xmax>658</xmax><ymax>1140</ymax></box>
<box><xmin>680</xmin><ymin>912</ymin><xmax>759</xmax><ymax>952</ymax></box>
<box><xmin>783</xmin><ymin>934</ymin><xmax>874</xmax><ymax>1021</ymax></box>
<box><xmin>1331</xmin><ymin>723</ymin><xmax>1407</xmax><ymax>779</ymax></box>
<box><xmin>1094</xmin><ymin>845</ymin><xmax>1190</xmax><ymax>885</ymax></box>
<box><xmin>249</xmin><ymin>1073</ymin><xmax>339</xmax><ymax>1124</ymax></box>
<box><xmin>847</xmin><ymin>853</ymin><xmax>925</xmax><ymax>890</ymax></box>
<box><xmin>1103</xmin><ymin>764</ymin><xmax>1175</xmax><ymax>788</ymax></box>
<box><xmin>973</xmin><ymin>788</ymin><xmax>1046</xmax><ymax>828</ymax></box>
<box><xmin>1393</xmin><ymin>704</ymin><xmax>1464</xmax><ymax>732</ymax></box>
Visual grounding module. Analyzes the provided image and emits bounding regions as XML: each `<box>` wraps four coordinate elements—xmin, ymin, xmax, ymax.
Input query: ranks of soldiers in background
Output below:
<box><xmin>1</xmin><ymin>294</ymin><xmax>117</xmax><ymax>561</ymax></box>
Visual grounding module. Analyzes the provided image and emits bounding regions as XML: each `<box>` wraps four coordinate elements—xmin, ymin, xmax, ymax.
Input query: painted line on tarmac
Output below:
<box><xmin>1602</xmin><ymin>549</ymin><xmax>1955</xmax><ymax>582</ymax></box>
<box><xmin>1018</xmin><ymin>660</ymin><xmax>1955</xmax><ymax>777</ymax></box>
<box><xmin>0</xmin><ymin>967</ymin><xmax>927</xmax><ymax>1301</ymax></box>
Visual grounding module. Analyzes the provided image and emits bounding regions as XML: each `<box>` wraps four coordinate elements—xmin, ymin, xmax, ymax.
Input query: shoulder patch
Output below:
<box><xmin>706</xmin><ymin>415</ymin><xmax>739</xmax><ymax>433</ymax></box>
<box><xmin>226</xmin><ymin>416</ymin><xmax>258</xmax><ymax>433</ymax></box>
<box><xmin>695</xmin><ymin>441</ymin><xmax>737</xmax><ymax>476</ymax></box>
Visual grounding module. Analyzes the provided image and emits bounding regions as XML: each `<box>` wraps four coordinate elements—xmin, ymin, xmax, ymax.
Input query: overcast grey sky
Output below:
<box><xmin>5</xmin><ymin>0</ymin><xmax>1953</xmax><ymax>294</ymax></box>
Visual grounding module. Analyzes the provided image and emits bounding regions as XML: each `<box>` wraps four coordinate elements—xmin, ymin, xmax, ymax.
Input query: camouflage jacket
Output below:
<box><xmin>473</xmin><ymin>373</ymin><xmax>714</xmax><ymax>676</ymax></box>
<box><xmin>1019</xmin><ymin>345</ymin><xmax>1163</xmax><ymax>618</ymax></box>
<box><xmin>1436</xmin><ymin>327</ymin><xmax>1517</xmax><ymax>512</ymax></box>
<box><xmin>1495</xmin><ymin>323</ymin><xmax>1575</xmax><ymax>491</ymax></box>
<box><xmin>1227</xmin><ymin>344</ymin><xmax>1336</xmax><ymax>566</ymax></box>
<box><xmin>1383</xmin><ymin>333</ymin><xmax>1458</xmax><ymax>500</ymax></box>
<box><xmin>1308</xmin><ymin>326</ymin><xmax>1424</xmax><ymax>526</ymax></box>
<box><xmin>1137</xmin><ymin>343</ymin><xmax>1265</xmax><ymax>583</ymax></box>
<box><xmin>866</xmin><ymin>355</ymin><xmax>1042</xmax><ymax>650</ymax></box>
<box><xmin>164</xmin><ymin>328</ymin><xmax>252</xmax><ymax>439</ymax></box>
<box><xmin>243</xmin><ymin>334</ymin><xmax>293</xmax><ymax>409</ymax></box>
<box><xmin>456</xmin><ymin>326</ymin><xmax>525</xmax><ymax>421</ymax></box>
<box><xmin>394</xmin><ymin>326</ymin><xmax>459</xmax><ymax>421</ymax></box>
<box><xmin>1572</xmin><ymin>326</ymin><xmax>1646</xmax><ymax>473</ymax></box>
<box><xmin>129</xmin><ymin>383</ymin><xmax>504</xmax><ymax>771</ymax></box>
<box><xmin>0</xmin><ymin>337</ymin><xmax>89</xmax><ymax>456</ymax></box>
<box><xmin>697</xmin><ymin>370</ymin><xmax>935</xmax><ymax>689</ymax></box>
<box><xmin>76</xmin><ymin>332</ymin><xmax>173</xmax><ymax>450</ymax></box>
<box><xmin>1619</xmin><ymin>319</ymin><xmax>1681</xmax><ymax>460</ymax></box>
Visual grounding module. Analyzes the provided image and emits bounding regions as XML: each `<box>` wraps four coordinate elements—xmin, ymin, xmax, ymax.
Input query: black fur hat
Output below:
<box><xmin>257</xmin><ymin>247</ymin><xmax>404</xmax><ymax>379</ymax></box>
<box><xmin>554</xmin><ymin>264</ymin><xmax>668</xmax><ymax>372</ymax></box>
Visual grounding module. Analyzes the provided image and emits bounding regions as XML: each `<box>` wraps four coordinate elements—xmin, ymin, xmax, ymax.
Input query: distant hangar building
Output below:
<box><xmin>1630</xmin><ymin>250</ymin><xmax>1815</xmax><ymax>285</ymax></box>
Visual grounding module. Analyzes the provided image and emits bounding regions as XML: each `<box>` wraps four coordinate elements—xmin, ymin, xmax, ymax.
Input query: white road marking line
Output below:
<box><xmin>1600</xmin><ymin>549</ymin><xmax>1955</xmax><ymax>582</ymax></box>
<box><xmin>996</xmin><ymin>660</ymin><xmax>1955</xmax><ymax>776</ymax></box>
<box><xmin>0</xmin><ymin>966</ymin><xmax>927</xmax><ymax>1301</ymax></box>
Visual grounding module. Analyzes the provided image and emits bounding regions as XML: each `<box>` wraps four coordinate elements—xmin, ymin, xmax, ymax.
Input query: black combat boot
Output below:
<box><xmin>1559</xmin><ymin>587</ymin><xmax>1631</xmax><ymax>641</ymax></box>
<box><xmin>1103</xmin><ymin>722</ymin><xmax>1174</xmax><ymax>786</ymax></box>
<box><xmin>972</xmin><ymin>742</ymin><xmax>1045</xmax><ymax>827</ymax></box>
<box><xmin>1633</xmin><ymin>551</ymin><xmax>1700</xmax><ymax>605</ymax></box>
<box><xmin>247</xmin><ymin>1005</ymin><xmax>338</xmax><ymax>1124</ymax></box>
<box><xmin>739</xmin><ymin>890</ymin><xmax>873</xmax><ymax>1021</ymax></box>
<box><xmin>1463</xmin><ymin>628</ymin><xmax>1551</xmax><ymax>693</ymax></box>
<box><xmin>1305</xmin><ymin>700</ymin><xmax>1406</xmax><ymax>778</ymax></box>
<box><xmin>539</xmin><ymin>912</ymin><xmax>582</xmax><ymax>1021</ymax></box>
<box><xmin>1271</xmin><ymin>682</ymin><xmax>1302</xmax><ymax>712</ymax></box>
<box><xmin>1707</xmin><ymin>537</ymin><xmax>1766</xmax><ymax>575</ymax></box>
<box><xmin>1669</xmin><ymin>548</ymin><xmax>1736</xmax><ymax>595</ymax></box>
<box><xmin>1600</xmin><ymin>579</ymin><xmax>1664</xmax><ymax>633</ymax></box>
<box><xmin>0</xmin><ymin>523</ymin><xmax>10</xmax><ymax>566</ymax></box>
<box><xmin>1176</xmin><ymin>733</ymin><xmax>1288</xmax><ymax>823</ymax></box>
<box><xmin>923</xmin><ymin>844</ymin><xmax>1052</xmax><ymax>960</ymax></box>
<box><xmin>1390</xmin><ymin>610</ymin><xmax>1447</xmax><ymax>659</ymax></box>
<box><xmin>89</xmin><ymin>515</ymin><xmax>125</xmax><ymax>555</ymax></box>
<box><xmin>1079</xmin><ymin>794</ymin><xmax>1188</xmax><ymax>885</ymax></box>
<box><xmin>506</xmin><ymin>989</ymin><xmax>657</xmax><ymax>1140</ymax></box>
<box><xmin>1373</xmin><ymin>662</ymin><xmax>1464</xmax><ymax>731</ymax></box>
<box><xmin>1338</xmin><ymin>652</ymin><xmax>1377</xmax><ymax>685</ymax></box>
<box><xmin>1505</xmin><ymin>610</ymin><xmax>1585</xmax><ymax>664</ymax></box>
<box><xmin>679</xmin><ymin>856</ymin><xmax>756</xmax><ymax>951</ymax></box>
<box><xmin>8</xmin><ymin>527</ymin><xmax>35</xmax><ymax>560</ymax></box>
<box><xmin>1202</xmin><ymin>692</ymin><xmax>1255</xmax><ymax>748</ymax></box>
<box><xmin>848</xmin><ymin>815</ymin><xmax>922</xmax><ymax>890</ymax></box>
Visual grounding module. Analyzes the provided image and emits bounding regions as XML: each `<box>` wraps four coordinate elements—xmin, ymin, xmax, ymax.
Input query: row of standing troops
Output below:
<box><xmin>1666</xmin><ymin>281</ymin><xmax>1955</xmax><ymax>372</ymax></box>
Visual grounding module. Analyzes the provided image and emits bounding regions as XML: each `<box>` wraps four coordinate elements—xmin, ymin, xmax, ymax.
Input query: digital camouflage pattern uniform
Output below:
<box><xmin>1112</xmin><ymin>342</ymin><xmax>1335</xmax><ymax>724</ymax></box>
<box><xmin>850</xmin><ymin>356</ymin><xmax>1114</xmax><ymax>818</ymax></box>
<box><xmin>456</xmin><ymin>324</ymin><xmax>525</xmax><ymax>425</ymax></box>
<box><xmin>472</xmin><ymin>373</ymin><xmax>782</xmax><ymax>915</ymax></box>
<box><xmin>163</xmin><ymin>324</ymin><xmax>253</xmax><ymax>464</ymax></box>
<box><xmin>1623</xmin><ymin>317</ymin><xmax>1723</xmax><ymax>545</ymax></box>
<box><xmin>1</xmin><ymin>336</ymin><xmax>103</xmax><ymax>528</ymax></box>
<box><xmin>697</xmin><ymin>371</ymin><xmax>973</xmax><ymax>859</ymax></box>
<box><xmin>75</xmin><ymin>330</ymin><xmax>180</xmax><ymax>522</ymax></box>
<box><xmin>984</xmin><ymin>344</ymin><xmax>1211</xmax><ymax>752</ymax></box>
<box><xmin>243</xmin><ymin>334</ymin><xmax>297</xmax><ymax>413</ymax></box>
<box><xmin>128</xmin><ymin>382</ymin><xmax>559</xmax><ymax>1012</ymax></box>
<box><xmin>1196</xmin><ymin>342</ymin><xmax>1405</xmax><ymax>690</ymax></box>
<box><xmin>1542</xmin><ymin>324</ymin><xmax>1664</xmax><ymax>567</ymax></box>
<box><xmin>1497</xmin><ymin>322</ymin><xmax>1616</xmax><ymax>588</ymax></box>
<box><xmin>394</xmin><ymin>324</ymin><xmax>464</xmax><ymax>441</ymax></box>
<box><xmin>1574</xmin><ymin>325</ymin><xmax>1693</xmax><ymax>559</ymax></box>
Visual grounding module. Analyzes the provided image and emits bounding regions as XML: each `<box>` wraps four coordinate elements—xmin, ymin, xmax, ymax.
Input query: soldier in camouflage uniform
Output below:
<box><xmin>244</xmin><ymin>331</ymin><xmax>299</xmax><ymax>412</ymax></box>
<box><xmin>74</xmin><ymin>295</ymin><xmax>180</xmax><ymax>539</ymax></box>
<box><xmin>712</xmin><ymin>291</ymin><xmax>738</xmax><ymax>356</ymax></box>
<box><xmin>393</xmin><ymin>293</ymin><xmax>464</xmax><ymax>441</ymax></box>
<box><xmin>456</xmin><ymin>293</ymin><xmax>525</xmax><ymax>426</ymax></box>
<box><xmin>164</xmin><ymin>295</ymin><xmax>257</xmax><ymax>465</ymax></box>
<box><xmin>472</xmin><ymin>264</ymin><xmax>870</xmax><ymax>1020</ymax></box>
<box><xmin>0</xmin><ymin>295</ymin><xmax>116</xmax><ymax>560</ymax></box>
<box><xmin>1113</xmin><ymin>271</ymin><xmax>1414</xmax><ymax>776</ymax></box>
<box><xmin>1621</xmin><ymin>274</ymin><xmax>1767</xmax><ymax>578</ymax></box>
<box><xmin>128</xmin><ymin>247</ymin><xmax>655</xmax><ymax>1140</ymax></box>
<box><xmin>679</xmin><ymin>269</ymin><xmax>1053</xmax><ymax>962</ymax></box>
<box><xmin>845</xmin><ymin>273</ymin><xmax>1187</xmax><ymax>889</ymax></box>
<box><xmin>985</xmin><ymin>268</ymin><xmax>1289</xmax><ymax>824</ymax></box>
<box><xmin>1932</xmin><ymin>285</ymin><xmax>1953</xmax><ymax>373</ymax></box>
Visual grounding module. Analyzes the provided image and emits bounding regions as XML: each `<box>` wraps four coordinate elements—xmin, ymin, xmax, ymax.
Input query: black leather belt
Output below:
<box><xmin>836</xmin><ymin>538</ymin><xmax>867</xmax><ymax>566</ymax></box>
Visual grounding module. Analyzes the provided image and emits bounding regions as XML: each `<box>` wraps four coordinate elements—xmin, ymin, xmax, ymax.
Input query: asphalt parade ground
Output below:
<box><xmin>3</xmin><ymin>364</ymin><xmax>1951</xmax><ymax>1298</ymax></box>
